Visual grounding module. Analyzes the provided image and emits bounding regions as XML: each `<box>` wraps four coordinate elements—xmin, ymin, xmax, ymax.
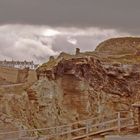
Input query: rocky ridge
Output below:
<box><xmin>1</xmin><ymin>37</ymin><xmax>140</xmax><ymax>138</ymax></box>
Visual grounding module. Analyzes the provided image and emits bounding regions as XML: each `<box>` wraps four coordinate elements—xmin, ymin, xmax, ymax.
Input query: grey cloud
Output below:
<box><xmin>0</xmin><ymin>25</ymin><xmax>59</xmax><ymax>63</ymax></box>
<box><xmin>52</xmin><ymin>36</ymin><xmax>77</xmax><ymax>53</ymax></box>
<box><xmin>0</xmin><ymin>25</ymin><xmax>130</xmax><ymax>64</ymax></box>
<box><xmin>0</xmin><ymin>0</ymin><xmax>139</xmax><ymax>34</ymax></box>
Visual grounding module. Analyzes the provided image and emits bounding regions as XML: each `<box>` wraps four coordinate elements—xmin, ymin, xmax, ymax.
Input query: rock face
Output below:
<box><xmin>36</xmin><ymin>56</ymin><xmax>140</xmax><ymax>126</ymax></box>
<box><xmin>17</xmin><ymin>68</ymin><xmax>29</xmax><ymax>83</ymax></box>
<box><xmin>1</xmin><ymin>37</ymin><xmax>140</xmax><ymax>135</ymax></box>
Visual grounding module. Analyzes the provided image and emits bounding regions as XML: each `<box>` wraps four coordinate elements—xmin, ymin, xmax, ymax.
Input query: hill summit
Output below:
<box><xmin>95</xmin><ymin>37</ymin><xmax>140</xmax><ymax>55</ymax></box>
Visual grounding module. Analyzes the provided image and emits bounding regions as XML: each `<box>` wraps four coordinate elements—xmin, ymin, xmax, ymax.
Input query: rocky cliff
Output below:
<box><xmin>36</xmin><ymin>56</ymin><xmax>140</xmax><ymax>123</ymax></box>
<box><xmin>1</xmin><ymin>37</ymin><xmax>140</xmax><ymax>137</ymax></box>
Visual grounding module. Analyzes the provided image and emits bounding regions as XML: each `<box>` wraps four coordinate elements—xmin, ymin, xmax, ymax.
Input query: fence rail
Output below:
<box><xmin>0</xmin><ymin>111</ymin><xmax>134</xmax><ymax>140</ymax></box>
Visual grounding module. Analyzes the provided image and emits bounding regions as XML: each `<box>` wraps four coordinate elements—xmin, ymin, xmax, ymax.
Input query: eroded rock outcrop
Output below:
<box><xmin>1</xmin><ymin>37</ymin><xmax>140</xmax><ymax>136</ymax></box>
<box><xmin>36</xmin><ymin>56</ymin><xmax>140</xmax><ymax>125</ymax></box>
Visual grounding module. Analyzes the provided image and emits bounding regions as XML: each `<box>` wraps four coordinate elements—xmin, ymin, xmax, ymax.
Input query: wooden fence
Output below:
<box><xmin>0</xmin><ymin>111</ymin><xmax>134</xmax><ymax>140</ymax></box>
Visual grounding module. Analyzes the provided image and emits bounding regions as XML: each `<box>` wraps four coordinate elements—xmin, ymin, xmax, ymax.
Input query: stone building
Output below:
<box><xmin>0</xmin><ymin>60</ymin><xmax>38</xmax><ymax>69</ymax></box>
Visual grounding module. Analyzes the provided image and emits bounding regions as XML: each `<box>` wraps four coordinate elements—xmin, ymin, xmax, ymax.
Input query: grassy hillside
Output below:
<box><xmin>0</xmin><ymin>66</ymin><xmax>19</xmax><ymax>83</ymax></box>
<box><xmin>95</xmin><ymin>37</ymin><xmax>140</xmax><ymax>55</ymax></box>
<box><xmin>0</xmin><ymin>66</ymin><xmax>37</xmax><ymax>84</ymax></box>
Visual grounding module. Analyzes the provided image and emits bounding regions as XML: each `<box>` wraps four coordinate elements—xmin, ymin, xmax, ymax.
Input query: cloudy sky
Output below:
<box><xmin>0</xmin><ymin>0</ymin><xmax>139</xmax><ymax>63</ymax></box>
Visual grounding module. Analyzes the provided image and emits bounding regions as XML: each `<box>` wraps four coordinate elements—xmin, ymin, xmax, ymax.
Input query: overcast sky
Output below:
<box><xmin>0</xmin><ymin>0</ymin><xmax>139</xmax><ymax>63</ymax></box>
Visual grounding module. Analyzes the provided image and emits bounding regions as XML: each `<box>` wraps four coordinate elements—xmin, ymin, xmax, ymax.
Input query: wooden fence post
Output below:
<box><xmin>56</xmin><ymin>127</ymin><xmax>59</xmax><ymax>140</ymax></box>
<box><xmin>67</xmin><ymin>125</ymin><xmax>72</xmax><ymax>140</ymax></box>
<box><xmin>117</xmin><ymin>112</ymin><xmax>121</xmax><ymax>134</ymax></box>
<box><xmin>130</xmin><ymin>111</ymin><xmax>134</xmax><ymax>126</ymax></box>
<box><xmin>18</xmin><ymin>128</ymin><xmax>22</xmax><ymax>139</ymax></box>
<box><xmin>86</xmin><ymin>121</ymin><xmax>90</xmax><ymax>138</ymax></box>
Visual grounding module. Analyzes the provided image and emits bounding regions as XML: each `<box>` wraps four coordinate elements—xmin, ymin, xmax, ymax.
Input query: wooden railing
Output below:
<box><xmin>0</xmin><ymin>111</ymin><xmax>134</xmax><ymax>140</ymax></box>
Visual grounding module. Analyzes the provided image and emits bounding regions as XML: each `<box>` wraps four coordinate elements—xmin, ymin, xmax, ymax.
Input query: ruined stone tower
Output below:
<box><xmin>76</xmin><ymin>48</ymin><xmax>80</xmax><ymax>55</ymax></box>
